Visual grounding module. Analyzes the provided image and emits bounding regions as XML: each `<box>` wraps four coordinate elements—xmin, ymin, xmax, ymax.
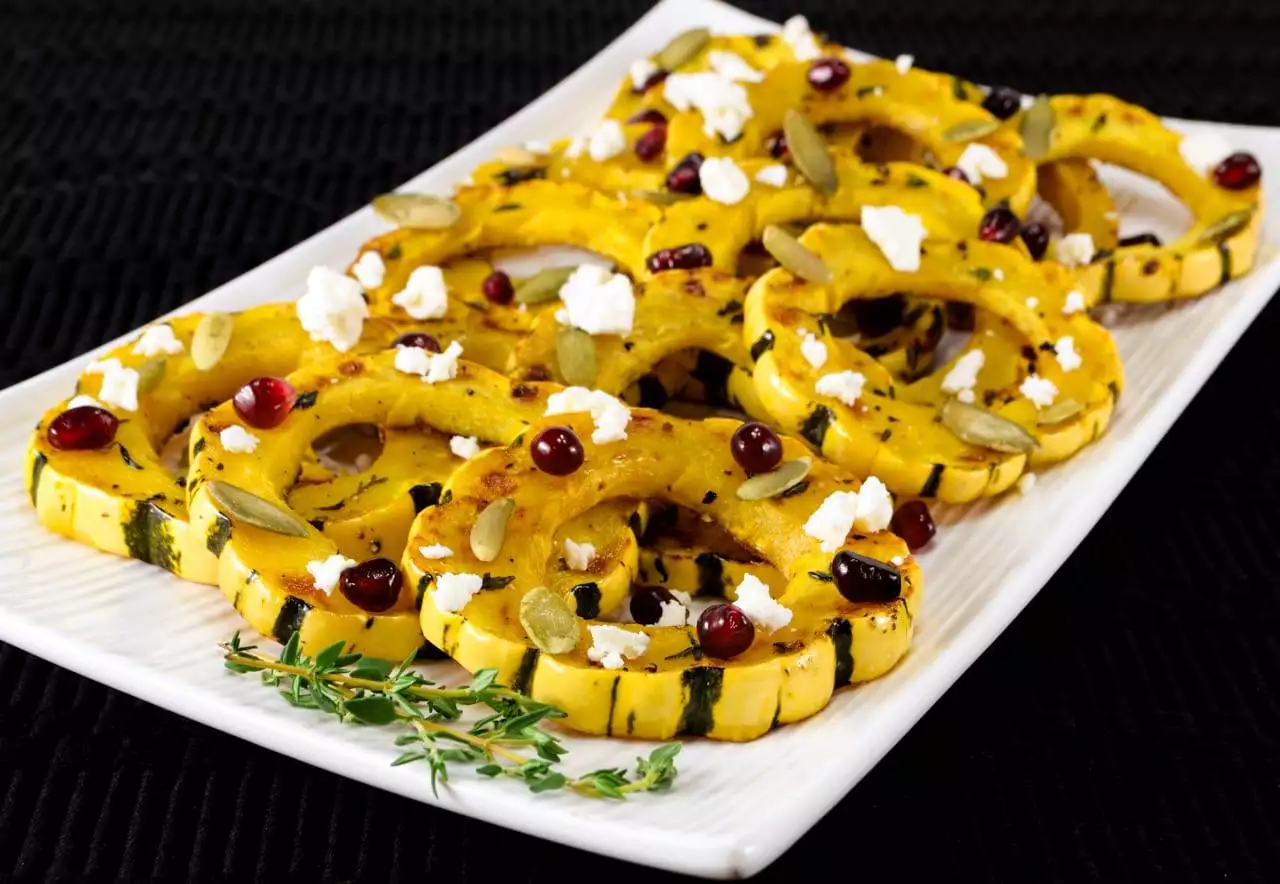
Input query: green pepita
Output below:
<box><xmin>556</xmin><ymin>327</ymin><xmax>598</xmax><ymax>386</ymax></box>
<box><xmin>191</xmin><ymin>313</ymin><xmax>233</xmax><ymax>371</ymax></box>
<box><xmin>471</xmin><ymin>497</ymin><xmax>516</xmax><ymax>563</ymax></box>
<box><xmin>519</xmin><ymin>586</ymin><xmax>581</xmax><ymax>655</ymax></box>
<box><xmin>941</xmin><ymin>398</ymin><xmax>1038</xmax><ymax>454</ymax></box>
<box><xmin>784</xmin><ymin>110</ymin><xmax>837</xmax><ymax>195</ymax></box>
<box><xmin>1035</xmin><ymin>397</ymin><xmax>1084</xmax><ymax>425</ymax></box>
<box><xmin>1196</xmin><ymin>210</ymin><xmax>1253</xmax><ymax>245</ymax></box>
<box><xmin>206</xmin><ymin>480</ymin><xmax>311</xmax><ymax>538</ymax></box>
<box><xmin>942</xmin><ymin>118</ymin><xmax>1001</xmax><ymax>142</ymax></box>
<box><xmin>514</xmin><ymin>267</ymin><xmax>575</xmax><ymax>305</ymax></box>
<box><xmin>762</xmin><ymin>225</ymin><xmax>832</xmax><ymax>284</ymax></box>
<box><xmin>372</xmin><ymin>193</ymin><xmax>461</xmax><ymax>230</ymax></box>
<box><xmin>1019</xmin><ymin>95</ymin><xmax>1055</xmax><ymax>161</ymax></box>
<box><xmin>135</xmin><ymin>358</ymin><xmax>166</xmax><ymax>395</ymax></box>
<box><xmin>736</xmin><ymin>457</ymin><xmax>813</xmax><ymax>501</ymax></box>
<box><xmin>654</xmin><ymin>27</ymin><xmax>710</xmax><ymax>71</ymax></box>
<box><xmin>633</xmin><ymin>189</ymin><xmax>696</xmax><ymax>205</ymax></box>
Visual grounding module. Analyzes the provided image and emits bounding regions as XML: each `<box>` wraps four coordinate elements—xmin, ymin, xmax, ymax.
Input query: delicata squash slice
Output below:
<box><xmin>743</xmin><ymin>223</ymin><xmax>1123</xmax><ymax>502</ymax></box>
<box><xmin>405</xmin><ymin>411</ymin><xmax>920</xmax><ymax>741</ymax></box>
<box><xmin>186</xmin><ymin>351</ymin><xmax>641</xmax><ymax>658</ymax></box>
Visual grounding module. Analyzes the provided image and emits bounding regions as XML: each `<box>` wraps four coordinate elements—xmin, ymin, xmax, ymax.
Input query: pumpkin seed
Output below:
<box><xmin>135</xmin><ymin>358</ymin><xmax>166</xmax><ymax>394</ymax></box>
<box><xmin>1019</xmin><ymin>95</ymin><xmax>1055</xmax><ymax>160</ymax></box>
<box><xmin>784</xmin><ymin>110</ymin><xmax>837</xmax><ymax>195</ymax></box>
<box><xmin>470</xmin><ymin>497</ymin><xmax>515</xmax><ymax>563</ymax></box>
<box><xmin>556</xmin><ymin>327</ymin><xmax>598</xmax><ymax>386</ymax></box>
<box><xmin>514</xmin><ymin>266</ymin><xmax>575</xmax><ymax>305</ymax></box>
<box><xmin>371</xmin><ymin>193</ymin><xmax>461</xmax><ymax>229</ymax></box>
<box><xmin>191</xmin><ymin>312</ymin><xmax>233</xmax><ymax>370</ymax></box>
<box><xmin>942</xmin><ymin>118</ymin><xmax>1001</xmax><ymax>142</ymax></box>
<box><xmin>941</xmin><ymin>398</ymin><xmax>1038</xmax><ymax>454</ymax></box>
<box><xmin>633</xmin><ymin>189</ymin><xmax>696</xmax><ymax>205</ymax></box>
<box><xmin>496</xmin><ymin>145</ymin><xmax>541</xmax><ymax>166</ymax></box>
<box><xmin>1036</xmin><ymin>397</ymin><xmax>1084</xmax><ymax>425</ymax></box>
<box><xmin>736</xmin><ymin>457</ymin><xmax>812</xmax><ymax>500</ymax></box>
<box><xmin>654</xmin><ymin>27</ymin><xmax>710</xmax><ymax>71</ymax></box>
<box><xmin>518</xmin><ymin>586</ymin><xmax>581</xmax><ymax>655</ymax></box>
<box><xmin>206</xmin><ymin>480</ymin><xmax>311</xmax><ymax>538</ymax></box>
<box><xmin>1196</xmin><ymin>210</ymin><xmax>1253</xmax><ymax>245</ymax></box>
<box><xmin>762</xmin><ymin>225</ymin><xmax>832</xmax><ymax>284</ymax></box>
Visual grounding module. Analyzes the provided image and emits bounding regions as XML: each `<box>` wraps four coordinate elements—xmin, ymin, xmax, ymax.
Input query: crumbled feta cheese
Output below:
<box><xmin>392</xmin><ymin>266</ymin><xmax>449</xmax><ymax>320</ymax></box>
<box><xmin>424</xmin><ymin>340</ymin><xmax>463</xmax><ymax>384</ymax></box>
<box><xmin>894</xmin><ymin>54</ymin><xmax>914</xmax><ymax>74</ymax></box>
<box><xmin>132</xmin><ymin>324</ymin><xmax>184</xmax><ymax>357</ymax></box>
<box><xmin>587</xmin><ymin>120</ymin><xmax>627</xmax><ymax>162</ymax></box>
<box><xmin>432</xmin><ymin>572</ymin><xmax>485</xmax><ymax>613</ymax></box>
<box><xmin>1062</xmin><ymin>290</ymin><xmax>1087</xmax><ymax>315</ymax></box>
<box><xmin>586</xmin><ymin>624</ymin><xmax>650</xmax><ymax>670</ymax></box>
<box><xmin>307</xmin><ymin>554</ymin><xmax>356</xmax><ymax>595</ymax></box>
<box><xmin>955</xmin><ymin>143</ymin><xmax>1008</xmax><ymax>184</ymax></box>
<box><xmin>1025</xmin><ymin>296</ymin><xmax>1039</xmax><ymax>309</ymax></box>
<box><xmin>298</xmin><ymin>266</ymin><xmax>369</xmax><ymax>352</ymax></box>
<box><xmin>393</xmin><ymin>345</ymin><xmax>433</xmax><ymax>376</ymax></box>
<box><xmin>450</xmin><ymin>435</ymin><xmax>481</xmax><ymax>460</ymax></box>
<box><xmin>1179</xmin><ymin>131</ymin><xmax>1233</xmax><ymax>175</ymax></box>
<box><xmin>544</xmin><ymin>387</ymin><xmax>631</xmax><ymax>444</ymax></box>
<box><xmin>663</xmin><ymin>72</ymin><xmax>753</xmax><ymax>142</ymax></box>
<box><xmin>994</xmin><ymin>268</ymin><xmax>1005</xmax><ymax>281</ymax></box>
<box><xmin>861</xmin><ymin>205</ymin><xmax>927</xmax><ymax>272</ymax></box>
<box><xmin>67</xmin><ymin>395</ymin><xmax>107</xmax><ymax>411</ymax></box>
<box><xmin>803</xmin><ymin>491</ymin><xmax>859</xmax><ymax>552</ymax></box>
<box><xmin>655</xmin><ymin>599</ymin><xmax>689</xmax><ymax>627</ymax></box>
<box><xmin>564</xmin><ymin>136</ymin><xmax>587</xmax><ymax>160</ymax></box>
<box><xmin>890</xmin><ymin>555</ymin><xmax>905</xmax><ymax>566</ymax></box>
<box><xmin>957</xmin><ymin>389</ymin><xmax>976</xmax><ymax>404</ymax></box>
<box><xmin>814</xmin><ymin>370</ymin><xmax>866</xmax><ymax>406</ymax></box>
<box><xmin>554</xmin><ymin>265</ymin><xmax>635</xmax><ymax>336</ymax></box>
<box><xmin>418</xmin><ymin>544</ymin><xmax>453</xmax><ymax>559</ymax></box>
<box><xmin>698</xmin><ymin>157</ymin><xmax>751</xmax><ymax>205</ymax></box>
<box><xmin>755</xmin><ymin>164</ymin><xmax>789</xmax><ymax>187</ymax></box>
<box><xmin>670</xmin><ymin>589</ymin><xmax>693</xmax><ymax>608</ymax></box>
<box><xmin>800</xmin><ymin>331</ymin><xmax>828</xmax><ymax>369</ymax></box>
<box><xmin>97</xmin><ymin>362</ymin><xmax>141</xmax><ymax>412</ymax></box>
<box><xmin>782</xmin><ymin>15</ymin><xmax>822</xmax><ymax>61</ymax></box>
<box><xmin>219</xmin><ymin>426</ymin><xmax>260</xmax><ymax>454</ymax></box>
<box><xmin>942</xmin><ymin>349</ymin><xmax>985</xmax><ymax>395</ymax></box>
<box><xmin>1054</xmin><ymin>335</ymin><xmax>1082</xmax><ymax>372</ymax></box>
<box><xmin>1020</xmin><ymin>374</ymin><xmax>1058</xmax><ymax>408</ymax></box>
<box><xmin>352</xmin><ymin>251</ymin><xmax>386</xmax><ymax>290</ymax></box>
<box><xmin>629</xmin><ymin>58</ymin><xmax>659</xmax><ymax>90</ymax></box>
<box><xmin>1018</xmin><ymin>473</ymin><xmax>1037</xmax><ymax>495</ymax></box>
<box><xmin>854</xmin><ymin>476</ymin><xmax>894</xmax><ymax>532</ymax></box>
<box><xmin>1019</xmin><ymin>93</ymin><xmax>1035</xmax><ymax>110</ymax></box>
<box><xmin>1054</xmin><ymin>233</ymin><xmax>1095</xmax><ymax>268</ymax></box>
<box><xmin>708</xmin><ymin>50</ymin><xmax>765</xmax><ymax>83</ymax></box>
<box><xmin>732</xmin><ymin>573</ymin><xmax>792</xmax><ymax>632</ymax></box>
<box><xmin>525</xmin><ymin>140</ymin><xmax>551</xmax><ymax>155</ymax></box>
<box><xmin>85</xmin><ymin>357</ymin><xmax>121</xmax><ymax>376</ymax></box>
<box><xmin>564</xmin><ymin>538</ymin><xmax>596</xmax><ymax>572</ymax></box>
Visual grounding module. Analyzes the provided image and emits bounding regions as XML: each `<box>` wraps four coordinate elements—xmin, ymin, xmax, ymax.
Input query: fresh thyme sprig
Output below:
<box><xmin>221</xmin><ymin>632</ymin><xmax>680</xmax><ymax>798</ymax></box>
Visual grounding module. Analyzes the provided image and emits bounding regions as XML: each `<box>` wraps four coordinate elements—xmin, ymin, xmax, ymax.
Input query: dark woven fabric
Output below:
<box><xmin>2</xmin><ymin>0</ymin><xmax>1279</xmax><ymax>880</ymax></box>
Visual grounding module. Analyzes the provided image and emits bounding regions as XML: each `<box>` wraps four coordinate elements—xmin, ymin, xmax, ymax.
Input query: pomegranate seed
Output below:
<box><xmin>979</xmin><ymin>207</ymin><xmax>1021</xmax><ymax>244</ymax></box>
<box><xmin>47</xmin><ymin>406</ymin><xmax>118</xmax><ymax>451</ymax></box>
<box><xmin>634</xmin><ymin>126</ymin><xmax>667</xmax><ymax>163</ymax></box>
<box><xmin>1212</xmin><ymin>152</ymin><xmax>1261</xmax><ymax>190</ymax></box>
<box><xmin>832</xmin><ymin>550</ymin><xmax>902</xmax><ymax>602</ymax></box>
<box><xmin>945</xmin><ymin>302</ymin><xmax>976</xmax><ymax>331</ymax></box>
<box><xmin>697</xmin><ymin>604</ymin><xmax>755</xmax><ymax>659</ymax></box>
<box><xmin>665</xmin><ymin>152</ymin><xmax>705</xmax><ymax>194</ymax></box>
<box><xmin>889</xmin><ymin>499</ymin><xmax>935</xmax><ymax>551</ymax></box>
<box><xmin>634</xmin><ymin>69</ymin><xmax>668</xmax><ymax>93</ymax></box>
<box><xmin>233</xmin><ymin>377</ymin><xmax>296</xmax><ymax>429</ymax></box>
<box><xmin>943</xmin><ymin>166</ymin><xmax>971</xmax><ymax>185</ymax></box>
<box><xmin>1119</xmin><ymin>232</ymin><xmax>1161</xmax><ymax>248</ymax></box>
<box><xmin>393</xmin><ymin>331</ymin><xmax>442</xmax><ymax>352</ymax></box>
<box><xmin>731</xmin><ymin>422</ymin><xmax>783</xmax><ymax>474</ymax></box>
<box><xmin>807</xmin><ymin>57</ymin><xmax>850</xmax><ymax>92</ymax></box>
<box><xmin>765</xmin><ymin>130</ymin><xmax>789</xmax><ymax>159</ymax></box>
<box><xmin>339</xmin><ymin>558</ymin><xmax>403</xmax><ymax>613</ymax></box>
<box><xmin>531</xmin><ymin>425</ymin><xmax>584</xmax><ymax>476</ymax></box>
<box><xmin>853</xmin><ymin>295</ymin><xmax>906</xmax><ymax>339</ymax></box>
<box><xmin>645</xmin><ymin>243</ymin><xmax>712</xmax><ymax>273</ymax></box>
<box><xmin>630</xmin><ymin>585</ymin><xmax>679</xmax><ymax>626</ymax></box>
<box><xmin>482</xmin><ymin>271</ymin><xmax>514</xmax><ymax>305</ymax></box>
<box><xmin>628</xmin><ymin>108</ymin><xmax>668</xmax><ymax>126</ymax></box>
<box><xmin>982</xmin><ymin>87</ymin><xmax>1021</xmax><ymax>120</ymax></box>
<box><xmin>1020</xmin><ymin>222</ymin><xmax>1050</xmax><ymax>259</ymax></box>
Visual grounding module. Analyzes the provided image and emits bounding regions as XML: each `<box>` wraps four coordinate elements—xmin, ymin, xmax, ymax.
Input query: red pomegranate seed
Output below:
<box><xmin>628</xmin><ymin>108</ymin><xmax>667</xmax><ymax>126</ymax></box>
<box><xmin>889</xmin><ymin>499</ymin><xmax>935</xmax><ymax>551</ymax></box>
<box><xmin>1020</xmin><ymin>222</ymin><xmax>1050</xmax><ymax>259</ymax></box>
<box><xmin>978</xmin><ymin>207</ymin><xmax>1021</xmax><ymax>244</ymax></box>
<box><xmin>1211</xmin><ymin>152</ymin><xmax>1261</xmax><ymax>190</ymax></box>
<box><xmin>697</xmin><ymin>604</ymin><xmax>755</xmax><ymax>659</ymax></box>
<box><xmin>233</xmin><ymin>377</ymin><xmax>296</xmax><ymax>429</ymax></box>
<box><xmin>393</xmin><ymin>331</ymin><xmax>442</xmax><ymax>352</ymax></box>
<box><xmin>630</xmin><ymin>585</ymin><xmax>679</xmax><ymax>626</ymax></box>
<box><xmin>807</xmin><ymin>58</ymin><xmax>850</xmax><ymax>92</ymax></box>
<box><xmin>47</xmin><ymin>406</ymin><xmax>119</xmax><ymax>451</ymax></box>
<box><xmin>832</xmin><ymin>550</ymin><xmax>902</xmax><ymax>602</ymax></box>
<box><xmin>981</xmin><ymin>87</ymin><xmax>1022</xmax><ymax>121</ymax></box>
<box><xmin>731</xmin><ymin>422</ymin><xmax>783</xmax><ymax>474</ymax></box>
<box><xmin>635</xmin><ymin>69</ymin><xmax>668</xmax><ymax>93</ymax></box>
<box><xmin>339</xmin><ymin>558</ymin><xmax>403</xmax><ymax>613</ymax></box>
<box><xmin>482</xmin><ymin>271</ymin><xmax>514</xmax><ymax>305</ymax></box>
<box><xmin>645</xmin><ymin>243</ymin><xmax>712</xmax><ymax>273</ymax></box>
<box><xmin>634</xmin><ymin>126</ymin><xmax>667</xmax><ymax>163</ymax></box>
<box><xmin>665</xmin><ymin>152</ymin><xmax>705</xmax><ymax>194</ymax></box>
<box><xmin>531</xmin><ymin>426</ymin><xmax>584</xmax><ymax>476</ymax></box>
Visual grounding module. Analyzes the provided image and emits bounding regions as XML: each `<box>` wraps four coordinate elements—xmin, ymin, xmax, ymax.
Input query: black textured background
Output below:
<box><xmin>3</xmin><ymin>1</ymin><xmax>1279</xmax><ymax>881</ymax></box>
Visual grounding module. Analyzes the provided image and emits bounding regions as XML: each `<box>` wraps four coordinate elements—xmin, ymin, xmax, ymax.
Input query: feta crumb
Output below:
<box><xmin>525</xmin><ymin>140</ymin><xmax>551</xmax><ymax>155</ymax></box>
<box><xmin>814</xmin><ymin>370</ymin><xmax>866</xmax><ymax>407</ymax></box>
<box><xmin>67</xmin><ymin>394</ymin><xmax>107</xmax><ymax>411</ymax></box>
<box><xmin>1054</xmin><ymin>233</ymin><xmax>1095</xmax><ymax>268</ymax></box>
<box><xmin>708</xmin><ymin>50</ymin><xmax>765</xmax><ymax>83</ymax></box>
<box><xmin>393</xmin><ymin>345</ymin><xmax>433</xmax><ymax>376</ymax></box>
<box><xmin>782</xmin><ymin>15</ymin><xmax>823</xmax><ymax>61</ymax></box>
<box><xmin>698</xmin><ymin>156</ymin><xmax>751</xmax><ymax>205</ymax></box>
<box><xmin>1178</xmin><ymin>131</ymin><xmax>1233</xmax><ymax>175</ymax></box>
<box><xmin>655</xmin><ymin>599</ymin><xmax>689</xmax><ymax>628</ymax></box>
<box><xmin>1025</xmin><ymin>296</ymin><xmax>1039</xmax><ymax>309</ymax></box>
<box><xmin>800</xmin><ymin>331</ymin><xmax>828</xmax><ymax>369</ymax></box>
<box><xmin>97</xmin><ymin>362</ymin><xmax>141</xmax><ymax>412</ymax></box>
<box><xmin>1018</xmin><ymin>473</ymin><xmax>1037</xmax><ymax>495</ymax></box>
<box><xmin>854</xmin><ymin>475</ymin><xmax>894</xmax><ymax>533</ymax></box>
<box><xmin>663</xmin><ymin>72</ymin><xmax>753</xmax><ymax>142</ymax></box>
<box><xmin>1019</xmin><ymin>93</ymin><xmax>1036</xmax><ymax>110</ymax></box>
<box><xmin>132</xmin><ymin>324</ymin><xmax>184</xmax><ymax>357</ymax></box>
<box><xmin>554</xmin><ymin>265</ymin><xmax>635</xmax><ymax>336</ymax></box>
<box><xmin>424</xmin><ymin>340</ymin><xmax>463</xmax><ymax>384</ymax></box>
<box><xmin>1020</xmin><ymin>374</ymin><xmax>1058</xmax><ymax>408</ymax></box>
<box><xmin>670</xmin><ymin>589</ymin><xmax>693</xmax><ymax>608</ymax></box>
<box><xmin>630</xmin><ymin>58</ymin><xmax>659</xmax><ymax>90</ymax></box>
<box><xmin>732</xmin><ymin>573</ymin><xmax>792</xmax><ymax>632</ymax></box>
<box><xmin>941</xmin><ymin>349</ymin><xmax>985</xmax><ymax>395</ymax></box>
<box><xmin>391</xmin><ymin>266</ymin><xmax>449</xmax><ymax>320</ymax></box>
<box><xmin>1054</xmin><ymin>336</ymin><xmax>1082</xmax><ymax>372</ymax></box>
<box><xmin>803</xmin><ymin>491</ymin><xmax>859</xmax><ymax>552</ymax></box>
<box><xmin>755</xmin><ymin>164</ymin><xmax>789</xmax><ymax>187</ymax></box>
<box><xmin>564</xmin><ymin>538</ymin><xmax>596</xmax><ymax>572</ymax></box>
<box><xmin>450</xmin><ymin>435</ymin><xmax>481</xmax><ymax>460</ymax></box>
<box><xmin>564</xmin><ymin>136</ymin><xmax>587</xmax><ymax>160</ymax></box>
<box><xmin>586</xmin><ymin>624</ymin><xmax>650</xmax><ymax>670</ymax></box>
<box><xmin>352</xmin><ymin>251</ymin><xmax>386</xmax><ymax>290</ymax></box>
<box><xmin>418</xmin><ymin>544</ymin><xmax>453</xmax><ymax>559</ymax></box>
<box><xmin>544</xmin><ymin>386</ymin><xmax>631</xmax><ymax>444</ymax></box>
<box><xmin>994</xmin><ymin>268</ymin><xmax>1005</xmax><ymax>281</ymax></box>
<box><xmin>890</xmin><ymin>555</ymin><xmax>905</xmax><ymax>566</ymax></box>
<box><xmin>298</xmin><ymin>266</ymin><xmax>369</xmax><ymax>352</ymax></box>
<box><xmin>1062</xmin><ymin>290</ymin><xmax>1087</xmax><ymax>315</ymax></box>
<box><xmin>955</xmin><ymin>143</ymin><xmax>1008</xmax><ymax>184</ymax></box>
<box><xmin>587</xmin><ymin>120</ymin><xmax>627</xmax><ymax>162</ymax></box>
<box><xmin>85</xmin><ymin>357</ymin><xmax>120</xmax><ymax>376</ymax></box>
<box><xmin>432</xmin><ymin>572</ymin><xmax>485</xmax><ymax>613</ymax></box>
<box><xmin>894</xmin><ymin>54</ymin><xmax>914</xmax><ymax>74</ymax></box>
<box><xmin>861</xmin><ymin>205</ymin><xmax>927</xmax><ymax>272</ymax></box>
<box><xmin>307</xmin><ymin>554</ymin><xmax>356</xmax><ymax>595</ymax></box>
<box><xmin>219</xmin><ymin>426</ymin><xmax>260</xmax><ymax>454</ymax></box>
<box><xmin>957</xmin><ymin>388</ymin><xmax>976</xmax><ymax>403</ymax></box>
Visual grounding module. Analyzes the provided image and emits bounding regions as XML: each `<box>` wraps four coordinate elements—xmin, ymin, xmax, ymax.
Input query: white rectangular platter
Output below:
<box><xmin>2</xmin><ymin>0</ymin><xmax>1278</xmax><ymax>878</ymax></box>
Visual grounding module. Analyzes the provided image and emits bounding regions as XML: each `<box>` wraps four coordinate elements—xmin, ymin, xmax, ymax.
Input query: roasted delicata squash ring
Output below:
<box><xmin>405</xmin><ymin>411</ymin><xmax>920</xmax><ymax>741</ymax></box>
<box><xmin>1023</xmin><ymin>93</ymin><xmax>1262</xmax><ymax>303</ymax></box>
<box><xmin>1035</xmin><ymin>159</ymin><xmax>1120</xmax><ymax>250</ymax></box>
<box><xmin>744</xmin><ymin>223</ymin><xmax>1123</xmax><ymax>502</ymax></box>
<box><xmin>25</xmin><ymin>304</ymin><xmax>407</xmax><ymax>584</ymax></box>
<box><xmin>186</xmin><ymin>351</ymin><xmax>637</xmax><ymax>658</ymax></box>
